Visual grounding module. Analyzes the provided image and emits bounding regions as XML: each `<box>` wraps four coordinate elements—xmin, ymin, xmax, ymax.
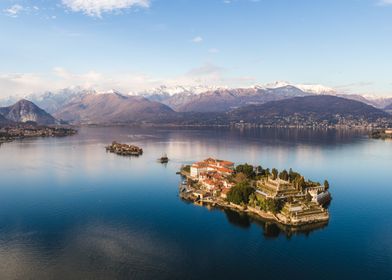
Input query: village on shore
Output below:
<box><xmin>179</xmin><ymin>158</ymin><xmax>331</xmax><ymax>226</ymax></box>
<box><xmin>0</xmin><ymin>124</ymin><xmax>77</xmax><ymax>144</ymax></box>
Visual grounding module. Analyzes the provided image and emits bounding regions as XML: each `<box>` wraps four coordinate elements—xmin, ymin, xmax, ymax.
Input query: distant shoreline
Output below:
<box><xmin>75</xmin><ymin>123</ymin><xmax>380</xmax><ymax>130</ymax></box>
<box><xmin>0</xmin><ymin>125</ymin><xmax>77</xmax><ymax>144</ymax></box>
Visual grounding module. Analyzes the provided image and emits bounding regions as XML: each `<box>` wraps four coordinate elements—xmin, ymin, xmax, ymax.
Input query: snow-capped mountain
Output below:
<box><xmin>253</xmin><ymin>81</ymin><xmax>336</xmax><ymax>95</ymax></box>
<box><xmin>136</xmin><ymin>82</ymin><xmax>392</xmax><ymax>112</ymax></box>
<box><xmin>137</xmin><ymin>84</ymin><xmax>312</xmax><ymax>112</ymax></box>
<box><xmin>0</xmin><ymin>87</ymin><xmax>95</xmax><ymax>114</ymax></box>
<box><xmin>134</xmin><ymin>85</ymin><xmax>226</xmax><ymax>97</ymax></box>
<box><xmin>0</xmin><ymin>82</ymin><xmax>391</xmax><ymax>116</ymax></box>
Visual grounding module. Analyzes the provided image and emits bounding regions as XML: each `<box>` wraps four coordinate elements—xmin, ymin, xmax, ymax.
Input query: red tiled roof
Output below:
<box><xmin>216</xmin><ymin>167</ymin><xmax>234</xmax><ymax>173</ymax></box>
<box><xmin>218</xmin><ymin>160</ymin><xmax>234</xmax><ymax>166</ymax></box>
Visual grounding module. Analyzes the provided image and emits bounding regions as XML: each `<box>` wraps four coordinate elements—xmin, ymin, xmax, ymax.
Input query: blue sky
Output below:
<box><xmin>1</xmin><ymin>0</ymin><xmax>392</xmax><ymax>96</ymax></box>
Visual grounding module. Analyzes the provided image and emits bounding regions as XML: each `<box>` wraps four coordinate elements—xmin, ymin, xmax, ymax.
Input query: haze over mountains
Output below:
<box><xmin>0</xmin><ymin>82</ymin><xmax>391</xmax><ymax>126</ymax></box>
<box><xmin>2</xmin><ymin>82</ymin><xmax>392</xmax><ymax>114</ymax></box>
<box><xmin>385</xmin><ymin>103</ymin><xmax>392</xmax><ymax>110</ymax></box>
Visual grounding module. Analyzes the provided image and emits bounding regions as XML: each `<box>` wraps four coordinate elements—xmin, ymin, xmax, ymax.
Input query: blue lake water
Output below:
<box><xmin>0</xmin><ymin>126</ymin><xmax>391</xmax><ymax>279</ymax></box>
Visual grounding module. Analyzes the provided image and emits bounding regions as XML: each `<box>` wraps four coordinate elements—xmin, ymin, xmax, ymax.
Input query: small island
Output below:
<box><xmin>370</xmin><ymin>129</ymin><xmax>392</xmax><ymax>140</ymax></box>
<box><xmin>179</xmin><ymin>158</ymin><xmax>331</xmax><ymax>226</ymax></box>
<box><xmin>0</xmin><ymin>124</ymin><xmax>77</xmax><ymax>144</ymax></box>
<box><xmin>106</xmin><ymin>141</ymin><xmax>143</xmax><ymax>156</ymax></box>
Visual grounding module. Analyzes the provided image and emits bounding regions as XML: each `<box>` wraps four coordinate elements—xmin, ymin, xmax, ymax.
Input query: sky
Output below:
<box><xmin>1</xmin><ymin>0</ymin><xmax>392</xmax><ymax>97</ymax></box>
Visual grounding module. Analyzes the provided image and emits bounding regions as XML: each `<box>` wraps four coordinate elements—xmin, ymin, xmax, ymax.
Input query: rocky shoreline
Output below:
<box><xmin>179</xmin><ymin>190</ymin><xmax>329</xmax><ymax>227</ymax></box>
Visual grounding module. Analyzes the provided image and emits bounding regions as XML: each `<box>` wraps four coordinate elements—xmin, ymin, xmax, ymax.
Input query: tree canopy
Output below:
<box><xmin>227</xmin><ymin>181</ymin><xmax>255</xmax><ymax>205</ymax></box>
<box><xmin>235</xmin><ymin>163</ymin><xmax>255</xmax><ymax>179</ymax></box>
<box><xmin>279</xmin><ymin>169</ymin><xmax>289</xmax><ymax>181</ymax></box>
<box><xmin>271</xmin><ymin>168</ymin><xmax>278</xmax><ymax>180</ymax></box>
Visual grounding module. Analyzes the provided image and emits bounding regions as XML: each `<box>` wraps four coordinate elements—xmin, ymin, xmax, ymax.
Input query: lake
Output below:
<box><xmin>0</xmin><ymin>126</ymin><xmax>391</xmax><ymax>279</ymax></box>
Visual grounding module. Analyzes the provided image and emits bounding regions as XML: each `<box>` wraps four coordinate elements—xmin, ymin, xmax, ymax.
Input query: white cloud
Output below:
<box><xmin>191</xmin><ymin>36</ymin><xmax>203</xmax><ymax>43</ymax></box>
<box><xmin>378</xmin><ymin>0</ymin><xmax>392</xmax><ymax>5</ymax></box>
<box><xmin>0</xmin><ymin>64</ymin><xmax>257</xmax><ymax>98</ymax></box>
<box><xmin>0</xmin><ymin>73</ymin><xmax>48</xmax><ymax>97</ymax></box>
<box><xmin>0</xmin><ymin>68</ymin><xmax>162</xmax><ymax>98</ymax></box>
<box><xmin>62</xmin><ymin>0</ymin><xmax>150</xmax><ymax>17</ymax></box>
<box><xmin>3</xmin><ymin>4</ymin><xmax>24</xmax><ymax>17</ymax></box>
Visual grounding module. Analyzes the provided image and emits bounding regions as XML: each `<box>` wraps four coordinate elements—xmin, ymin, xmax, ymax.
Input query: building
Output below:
<box><xmin>189</xmin><ymin>158</ymin><xmax>235</xmax><ymax>196</ymax></box>
<box><xmin>190</xmin><ymin>158</ymin><xmax>234</xmax><ymax>179</ymax></box>
<box><xmin>257</xmin><ymin>178</ymin><xmax>301</xmax><ymax>199</ymax></box>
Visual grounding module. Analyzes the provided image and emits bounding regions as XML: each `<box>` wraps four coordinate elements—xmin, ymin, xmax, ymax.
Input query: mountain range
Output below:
<box><xmin>227</xmin><ymin>95</ymin><xmax>390</xmax><ymax>125</ymax></box>
<box><xmin>2</xmin><ymin>82</ymin><xmax>392</xmax><ymax>114</ymax></box>
<box><xmin>146</xmin><ymin>86</ymin><xmax>312</xmax><ymax>112</ymax></box>
<box><xmin>52</xmin><ymin>93</ymin><xmax>391</xmax><ymax>126</ymax></box>
<box><xmin>53</xmin><ymin>91</ymin><xmax>175</xmax><ymax>124</ymax></box>
<box><xmin>136</xmin><ymin>82</ymin><xmax>392</xmax><ymax>112</ymax></box>
<box><xmin>0</xmin><ymin>82</ymin><xmax>391</xmax><ymax>127</ymax></box>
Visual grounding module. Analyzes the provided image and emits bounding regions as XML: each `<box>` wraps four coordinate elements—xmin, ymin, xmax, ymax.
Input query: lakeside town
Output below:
<box><xmin>231</xmin><ymin>118</ymin><xmax>392</xmax><ymax>130</ymax></box>
<box><xmin>179</xmin><ymin>158</ymin><xmax>331</xmax><ymax>226</ymax></box>
<box><xmin>0</xmin><ymin>124</ymin><xmax>77</xmax><ymax>144</ymax></box>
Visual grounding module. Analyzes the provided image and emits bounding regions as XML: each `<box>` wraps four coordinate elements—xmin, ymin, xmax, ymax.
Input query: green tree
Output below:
<box><xmin>236</xmin><ymin>163</ymin><xmax>255</xmax><ymax>179</ymax></box>
<box><xmin>234</xmin><ymin>172</ymin><xmax>248</xmax><ymax>184</ymax></box>
<box><xmin>255</xmin><ymin>165</ymin><xmax>264</xmax><ymax>176</ymax></box>
<box><xmin>293</xmin><ymin>176</ymin><xmax>305</xmax><ymax>190</ymax></box>
<box><xmin>227</xmin><ymin>181</ymin><xmax>255</xmax><ymax>205</ymax></box>
<box><xmin>265</xmin><ymin>199</ymin><xmax>283</xmax><ymax>214</ymax></box>
<box><xmin>271</xmin><ymin>168</ymin><xmax>278</xmax><ymax>180</ymax></box>
<box><xmin>324</xmin><ymin>180</ymin><xmax>330</xmax><ymax>190</ymax></box>
<box><xmin>265</xmin><ymin>168</ymin><xmax>270</xmax><ymax>178</ymax></box>
<box><xmin>182</xmin><ymin>165</ymin><xmax>191</xmax><ymax>173</ymax></box>
<box><xmin>289</xmin><ymin>168</ymin><xmax>301</xmax><ymax>182</ymax></box>
<box><xmin>279</xmin><ymin>169</ymin><xmax>289</xmax><ymax>181</ymax></box>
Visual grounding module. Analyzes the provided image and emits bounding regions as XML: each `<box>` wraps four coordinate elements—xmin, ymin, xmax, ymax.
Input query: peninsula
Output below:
<box><xmin>179</xmin><ymin>158</ymin><xmax>331</xmax><ymax>226</ymax></box>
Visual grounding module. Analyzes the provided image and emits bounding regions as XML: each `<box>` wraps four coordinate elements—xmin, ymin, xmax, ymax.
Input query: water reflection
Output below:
<box><xmin>223</xmin><ymin>209</ymin><xmax>252</xmax><ymax>229</ymax></box>
<box><xmin>221</xmin><ymin>208</ymin><xmax>328</xmax><ymax>238</ymax></box>
<box><xmin>0</xmin><ymin>223</ymin><xmax>183</xmax><ymax>280</ymax></box>
<box><xmin>0</xmin><ymin>126</ymin><xmax>391</xmax><ymax>280</ymax></box>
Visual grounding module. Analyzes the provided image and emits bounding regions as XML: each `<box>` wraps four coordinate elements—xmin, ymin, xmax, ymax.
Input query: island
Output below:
<box><xmin>0</xmin><ymin>124</ymin><xmax>77</xmax><ymax>144</ymax></box>
<box><xmin>370</xmin><ymin>129</ymin><xmax>392</xmax><ymax>139</ymax></box>
<box><xmin>179</xmin><ymin>158</ymin><xmax>331</xmax><ymax>226</ymax></box>
<box><xmin>106</xmin><ymin>141</ymin><xmax>143</xmax><ymax>156</ymax></box>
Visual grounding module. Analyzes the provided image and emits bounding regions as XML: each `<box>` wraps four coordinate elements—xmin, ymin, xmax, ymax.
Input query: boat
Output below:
<box><xmin>159</xmin><ymin>153</ymin><xmax>169</xmax><ymax>163</ymax></box>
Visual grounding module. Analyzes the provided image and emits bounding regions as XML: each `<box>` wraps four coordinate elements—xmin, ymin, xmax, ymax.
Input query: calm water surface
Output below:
<box><xmin>0</xmin><ymin>127</ymin><xmax>391</xmax><ymax>279</ymax></box>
